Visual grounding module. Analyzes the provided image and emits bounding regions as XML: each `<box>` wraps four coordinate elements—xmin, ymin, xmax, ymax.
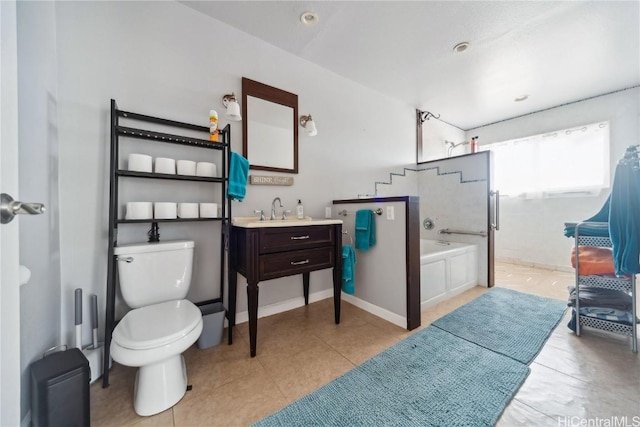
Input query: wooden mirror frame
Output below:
<box><xmin>242</xmin><ymin>77</ymin><xmax>299</xmax><ymax>174</ymax></box>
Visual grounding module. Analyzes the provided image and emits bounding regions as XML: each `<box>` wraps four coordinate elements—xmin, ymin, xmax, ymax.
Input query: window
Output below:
<box><xmin>480</xmin><ymin>122</ymin><xmax>610</xmax><ymax>198</ymax></box>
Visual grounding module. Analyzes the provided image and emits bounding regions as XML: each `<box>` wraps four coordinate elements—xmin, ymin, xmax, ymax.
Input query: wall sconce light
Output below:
<box><xmin>222</xmin><ymin>93</ymin><xmax>242</xmax><ymax>121</ymax></box>
<box><xmin>299</xmin><ymin>114</ymin><xmax>317</xmax><ymax>136</ymax></box>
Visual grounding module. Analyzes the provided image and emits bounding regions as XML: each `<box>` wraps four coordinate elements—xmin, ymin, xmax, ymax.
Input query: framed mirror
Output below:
<box><xmin>242</xmin><ymin>77</ymin><xmax>298</xmax><ymax>174</ymax></box>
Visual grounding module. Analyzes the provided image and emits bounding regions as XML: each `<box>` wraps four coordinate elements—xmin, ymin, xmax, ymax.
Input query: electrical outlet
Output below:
<box><xmin>325</xmin><ymin>207</ymin><xmax>332</xmax><ymax>218</ymax></box>
<box><xmin>386</xmin><ymin>206</ymin><xmax>394</xmax><ymax>220</ymax></box>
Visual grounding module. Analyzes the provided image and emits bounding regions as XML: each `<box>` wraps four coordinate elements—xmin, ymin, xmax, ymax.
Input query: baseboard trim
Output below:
<box><xmin>496</xmin><ymin>257</ymin><xmax>573</xmax><ymax>273</ymax></box>
<box><xmin>230</xmin><ymin>289</ymin><xmax>407</xmax><ymax>330</ymax></box>
<box><xmin>341</xmin><ymin>294</ymin><xmax>407</xmax><ymax>329</ymax></box>
<box><xmin>232</xmin><ymin>289</ymin><xmax>334</xmax><ymax>325</ymax></box>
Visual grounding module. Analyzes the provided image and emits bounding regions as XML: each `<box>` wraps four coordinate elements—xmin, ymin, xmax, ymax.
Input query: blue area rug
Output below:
<box><xmin>432</xmin><ymin>287</ymin><xmax>567</xmax><ymax>364</ymax></box>
<box><xmin>254</xmin><ymin>326</ymin><xmax>529</xmax><ymax>427</ymax></box>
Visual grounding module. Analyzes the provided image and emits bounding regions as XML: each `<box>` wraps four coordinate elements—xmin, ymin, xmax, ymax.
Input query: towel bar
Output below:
<box><xmin>342</xmin><ymin>231</ymin><xmax>354</xmax><ymax>245</ymax></box>
<box><xmin>338</xmin><ymin>208</ymin><xmax>383</xmax><ymax>217</ymax></box>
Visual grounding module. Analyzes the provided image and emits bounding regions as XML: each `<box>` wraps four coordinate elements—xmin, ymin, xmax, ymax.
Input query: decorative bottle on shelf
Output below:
<box><xmin>209</xmin><ymin>110</ymin><xmax>218</xmax><ymax>142</ymax></box>
<box><xmin>296</xmin><ymin>200</ymin><xmax>304</xmax><ymax>219</ymax></box>
<box><xmin>470</xmin><ymin>136</ymin><xmax>478</xmax><ymax>153</ymax></box>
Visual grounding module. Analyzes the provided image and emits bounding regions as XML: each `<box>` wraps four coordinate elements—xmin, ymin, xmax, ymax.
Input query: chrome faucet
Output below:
<box><xmin>271</xmin><ymin>197</ymin><xmax>283</xmax><ymax>220</ymax></box>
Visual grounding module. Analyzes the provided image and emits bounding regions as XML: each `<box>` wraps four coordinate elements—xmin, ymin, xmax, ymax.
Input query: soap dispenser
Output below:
<box><xmin>296</xmin><ymin>200</ymin><xmax>304</xmax><ymax>219</ymax></box>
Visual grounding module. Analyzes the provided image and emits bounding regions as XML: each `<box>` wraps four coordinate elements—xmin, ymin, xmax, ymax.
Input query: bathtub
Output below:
<box><xmin>420</xmin><ymin>239</ymin><xmax>478</xmax><ymax>309</ymax></box>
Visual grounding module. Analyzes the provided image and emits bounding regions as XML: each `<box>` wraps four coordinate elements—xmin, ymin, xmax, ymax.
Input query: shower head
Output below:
<box><xmin>445</xmin><ymin>140</ymin><xmax>469</xmax><ymax>148</ymax></box>
<box><xmin>445</xmin><ymin>140</ymin><xmax>470</xmax><ymax>157</ymax></box>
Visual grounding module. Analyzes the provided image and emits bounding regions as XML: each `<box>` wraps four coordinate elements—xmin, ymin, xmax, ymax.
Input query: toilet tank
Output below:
<box><xmin>114</xmin><ymin>240</ymin><xmax>194</xmax><ymax>308</ymax></box>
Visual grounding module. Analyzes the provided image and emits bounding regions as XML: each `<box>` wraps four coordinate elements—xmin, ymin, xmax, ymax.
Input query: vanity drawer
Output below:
<box><xmin>260</xmin><ymin>247</ymin><xmax>335</xmax><ymax>280</ymax></box>
<box><xmin>259</xmin><ymin>226</ymin><xmax>334</xmax><ymax>254</ymax></box>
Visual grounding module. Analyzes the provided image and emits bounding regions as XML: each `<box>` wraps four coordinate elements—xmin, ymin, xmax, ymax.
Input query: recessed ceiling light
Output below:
<box><xmin>452</xmin><ymin>42</ymin><xmax>470</xmax><ymax>53</ymax></box>
<box><xmin>300</xmin><ymin>11</ymin><xmax>319</xmax><ymax>26</ymax></box>
<box><xmin>514</xmin><ymin>94</ymin><xmax>529</xmax><ymax>102</ymax></box>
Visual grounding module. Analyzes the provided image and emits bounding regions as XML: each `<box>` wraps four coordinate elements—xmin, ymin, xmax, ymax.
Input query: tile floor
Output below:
<box><xmin>91</xmin><ymin>262</ymin><xmax>639</xmax><ymax>426</ymax></box>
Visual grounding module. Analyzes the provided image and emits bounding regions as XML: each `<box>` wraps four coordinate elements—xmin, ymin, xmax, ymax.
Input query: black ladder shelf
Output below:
<box><xmin>103</xmin><ymin>99</ymin><xmax>232</xmax><ymax>387</ymax></box>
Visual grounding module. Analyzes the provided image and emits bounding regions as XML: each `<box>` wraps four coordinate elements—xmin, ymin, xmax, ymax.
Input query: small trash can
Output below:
<box><xmin>31</xmin><ymin>347</ymin><xmax>90</xmax><ymax>427</ymax></box>
<box><xmin>197</xmin><ymin>302</ymin><xmax>226</xmax><ymax>349</ymax></box>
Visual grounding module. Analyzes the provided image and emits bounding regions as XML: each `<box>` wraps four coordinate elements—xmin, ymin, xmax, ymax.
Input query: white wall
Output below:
<box><xmin>469</xmin><ymin>88</ymin><xmax>640</xmax><ymax>270</ymax></box>
<box><xmin>334</xmin><ymin>200</ymin><xmax>409</xmax><ymax>327</ymax></box>
<box><xmin>16</xmin><ymin>1</ymin><xmax>62</xmax><ymax>420</ymax></box>
<box><xmin>52</xmin><ymin>1</ymin><xmax>416</xmax><ymax>345</ymax></box>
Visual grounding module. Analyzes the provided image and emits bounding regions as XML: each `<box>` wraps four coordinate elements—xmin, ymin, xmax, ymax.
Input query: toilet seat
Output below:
<box><xmin>110</xmin><ymin>299</ymin><xmax>204</xmax><ymax>416</ymax></box>
<box><xmin>113</xmin><ymin>299</ymin><xmax>201</xmax><ymax>350</ymax></box>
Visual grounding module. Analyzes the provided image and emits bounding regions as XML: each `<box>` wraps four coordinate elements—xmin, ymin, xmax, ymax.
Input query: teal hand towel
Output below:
<box><xmin>227</xmin><ymin>152</ymin><xmax>249</xmax><ymax>202</ymax></box>
<box><xmin>355</xmin><ymin>209</ymin><xmax>376</xmax><ymax>251</ymax></box>
<box><xmin>342</xmin><ymin>245</ymin><xmax>356</xmax><ymax>295</ymax></box>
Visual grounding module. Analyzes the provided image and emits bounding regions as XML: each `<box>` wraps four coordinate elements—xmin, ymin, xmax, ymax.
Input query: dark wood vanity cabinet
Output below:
<box><xmin>229</xmin><ymin>222</ymin><xmax>343</xmax><ymax>357</ymax></box>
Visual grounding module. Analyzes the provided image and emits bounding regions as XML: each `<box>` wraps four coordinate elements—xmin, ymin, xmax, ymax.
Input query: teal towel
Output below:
<box><xmin>227</xmin><ymin>152</ymin><xmax>249</xmax><ymax>202</ymax></box>
<box><xmin>342</xmin><ymin>245</ymin><xmax>356</xmax><ymax>295</ymax></box>
<box><xmin>563</xmin><ymin>195</ymin><xmax>610</xmax><ymax>238</ymax></box>
<box><xmin>609</xmin><ymin>160</ymin><xmax>640</xmax><ymax>275</ymax></box>
<box><xmin>355</xmin><ymin>209</ymin><xmax>376</xmax><ymax>251</ymax></box>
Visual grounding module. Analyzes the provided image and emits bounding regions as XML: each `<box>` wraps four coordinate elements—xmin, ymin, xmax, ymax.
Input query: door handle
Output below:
<box><xmin>1</xmin><ymin>193</ymin><xmax>46</xmax><ymax>224</ymax></box>
<box><xmin>490</xmin><ymin>190</ymin><xmax>500</xmax><ymax>231</ymax></box>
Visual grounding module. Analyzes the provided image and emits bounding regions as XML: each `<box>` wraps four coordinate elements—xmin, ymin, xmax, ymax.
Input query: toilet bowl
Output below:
<box><xmin>111</xmin><ymin>240</ymin><xmax>202</xmax><ymax>416</ymax></box>
<box><xmin>111</xmin><ymin>300</ymin><xmax>202</xmax><ymax>416</ymax></box>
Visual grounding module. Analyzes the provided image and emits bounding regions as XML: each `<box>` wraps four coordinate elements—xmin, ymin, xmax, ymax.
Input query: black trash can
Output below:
<box><xmin>30</xmin><ymin>347</ymin><xmax>90</xmax><ymax>427</ymax></box>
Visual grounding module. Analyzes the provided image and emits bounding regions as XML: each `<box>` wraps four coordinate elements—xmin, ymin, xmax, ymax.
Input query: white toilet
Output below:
<box><xmin>111</xmin><ymin>240</ymin><xmax>203</xmax><ymax>416</ymax></box>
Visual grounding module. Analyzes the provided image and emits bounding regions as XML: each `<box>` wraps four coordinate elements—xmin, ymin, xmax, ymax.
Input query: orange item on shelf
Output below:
<box><xmin>209</xmin><ymin>110</ymin><xmax>218</xmax><ymax>142</ymax></box>
<box><xmin>570</xmin><ymin>245</ymin><xmax>615</xmax><ymax>276</ymax></box>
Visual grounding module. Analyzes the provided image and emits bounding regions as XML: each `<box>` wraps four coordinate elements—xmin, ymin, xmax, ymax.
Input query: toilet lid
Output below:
<box><xmin>113</xmin><ymin>300</ymin><xmax>202</xmax><ymax>350</ymax></box>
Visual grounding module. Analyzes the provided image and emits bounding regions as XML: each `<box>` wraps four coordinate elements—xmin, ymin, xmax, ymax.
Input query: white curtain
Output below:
<box><xmin>482</xmin><ymin>122</ymin><xmax>610</xmax><ymax>198</ymax></box>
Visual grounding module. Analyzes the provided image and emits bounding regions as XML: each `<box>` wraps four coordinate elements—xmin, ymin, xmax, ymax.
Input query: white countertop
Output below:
<box><xmin>232</xmin><ymin>216</ymin><xmax>343</xmax><ymax>228</ymax></box>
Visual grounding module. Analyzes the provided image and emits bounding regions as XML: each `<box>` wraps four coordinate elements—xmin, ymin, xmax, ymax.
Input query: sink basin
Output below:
<box><xmin>232</xmin><ymin>216</ymin><xmax>343</xmax><ymax>228</ymax></box>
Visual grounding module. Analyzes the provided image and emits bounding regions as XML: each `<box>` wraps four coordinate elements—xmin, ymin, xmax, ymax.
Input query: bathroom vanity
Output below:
<box><xmin>229</xmin><ymin>218</ymin><xmax>343</xmax><ymax>356</ymax></box>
